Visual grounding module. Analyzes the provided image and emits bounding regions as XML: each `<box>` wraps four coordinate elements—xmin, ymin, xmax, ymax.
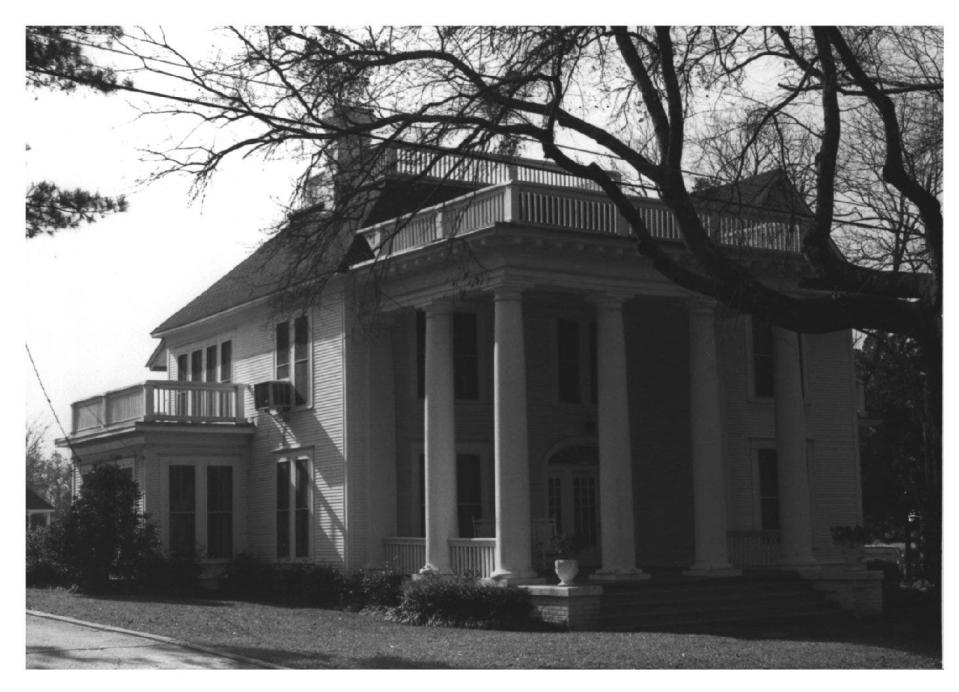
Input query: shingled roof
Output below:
<box><xmin>692</xmin><ymin>169</ymin><xmax>813</xmax><ymax>217</ymax></box>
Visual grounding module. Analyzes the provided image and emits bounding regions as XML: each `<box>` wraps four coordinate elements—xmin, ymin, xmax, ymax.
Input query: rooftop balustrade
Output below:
<box><xmin>357</xmin><ymin>179</ymin><xmax>806</xmax><ymax>259</ymax></box>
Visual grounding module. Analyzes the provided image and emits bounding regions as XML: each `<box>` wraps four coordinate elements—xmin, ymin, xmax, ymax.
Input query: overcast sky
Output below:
<box><xmin>22</xmin><ymin>36</ymin><xmax>303</xmax><ymax>452</ymax></box>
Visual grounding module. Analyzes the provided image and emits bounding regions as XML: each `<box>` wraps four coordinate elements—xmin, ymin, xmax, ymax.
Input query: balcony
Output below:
<box><xmin>70</xmin><ymin>381</ymin><xmax>247</xmax><ymax>437</ymax></box>
<box><xmin>357</xmin><ymin>179</ymin><xmax>805</xmax><ymax>259</ymax></box>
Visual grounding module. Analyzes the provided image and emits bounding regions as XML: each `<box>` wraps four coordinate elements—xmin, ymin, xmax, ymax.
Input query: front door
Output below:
<box><xmin>547</xmin><ymin>444</ymin><xmax>601</xmax><ymax>566</ymax></box>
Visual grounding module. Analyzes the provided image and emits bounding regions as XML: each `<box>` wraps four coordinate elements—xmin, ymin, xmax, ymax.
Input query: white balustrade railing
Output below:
<box><xmin>357</xmin><ymin>181</ymin><xmax>805</xmax><ymax>259</ymax></box>
<box><xmin>727</xmin><ymin>530</ymin><xmax>781</xmax><ymax>568</ymax></box>
<box><xmin>70</xmin><ymin>381</ymin><xmax>245</xmax><ymax>434</ymax></box>
<box><xmin>383</xmin><ymin>537</ymin><xmax>425</xmax><ymax>575</ymax></box>
<box><xmin>449</xmin><ymin>538</ymin><xmax>496</xmax><ymax>578</ymax></box>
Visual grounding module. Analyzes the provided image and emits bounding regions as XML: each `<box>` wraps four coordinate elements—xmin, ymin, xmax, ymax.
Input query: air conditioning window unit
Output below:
<box><xmin>254</xmin><ymin>380</ymin><xmax>293</xmax><ymax>411</ymax></box>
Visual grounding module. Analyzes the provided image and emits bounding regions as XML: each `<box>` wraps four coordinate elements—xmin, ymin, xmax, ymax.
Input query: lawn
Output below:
<box><xmin>26</xmin><ymin>588</ymin><xmax>940</xmax><ymax>669</ymax></box>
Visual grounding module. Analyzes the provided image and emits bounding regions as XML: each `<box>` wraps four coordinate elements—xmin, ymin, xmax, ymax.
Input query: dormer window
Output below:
<box><xmin>276</xmin><ymin>316</ymin><xmax>310</xmax><ymax>406</ymax></box>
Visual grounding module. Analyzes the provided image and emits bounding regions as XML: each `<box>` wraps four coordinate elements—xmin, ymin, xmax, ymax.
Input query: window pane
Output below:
<box><xmin>276</xmin><ymin>461</ymin><xmax>290</xmax><ymax>558</ymax></box>
<box><xmin>207</xmin><ymin>466</ymin><xmax>233</xmax><ymax>559</ymax></box>
<box><xmin>758</xmin><ymin>449</ymin><xmax>778</xmax><ymax>496</ymax></box>
<box><xmin>294</xmin><ymin>459</ymin><xmax>309</xmax><ymax>558</ymax></box>
<box><xmin>453</xmin><ymin>312</ymin><xmax>479</xmax><ymax>400</ymax></box>
<box><xmin>169</xmin><ymin>466</ymin><xmax>195</xmax><ymax>556</ymax></box>
<box><xmin>294</xmin><ymin>316</ymin><xmax>308</xmax><ymax>356</ymax></box>
<box><xmin>572</xmin><ymin>476</ymin><xmax>598</xmax><ymax>545</ymax></box>
<box><xmin>548</xmin><ymin>477</ymin><xmax>563</xmax><ymax>533</ymax></box>
<box><xmin>752</xmin><ymin>319</ymin><xmax>774</xmax><ymax>397</ymax></box>
<box><xmin>191</xmin><ymin>350</ymin><xmax>203</xmax><ymax>382</ymax></box>
<box><xmin>220</xmin><ymin>341</ymin><xmax>232</xmax><ymax>383</ymax></box>
<box><xmin>588</xmin><ymin>321</ymin><xmax>598</xmax><ymax>404</ymax></box>
<box><xmin>177</xmin><ymin>354</ymin><xmax>189</xmax><ymax>382</ymax></box>
<box><xmin>294</xmin><ymin>361</ymin><xmax>308</xmax><ymax>406</ymax></box>
<box><xmin>206</xmin><ymin>345</ymin><xmax>217</xmax><ymax>382</ymax></box>
<box><xmin>557</xmin><ymin>319</ymin><xmax>581</xmax><ymax>403</ymax></box>
<box><xmin>276</xmin><ymin>322</ymin><xmax>290</xmax><ymax>380</ymax></box>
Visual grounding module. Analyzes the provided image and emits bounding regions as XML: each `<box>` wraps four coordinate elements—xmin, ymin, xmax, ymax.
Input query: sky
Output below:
<box><xmin>21</xmin><ymin>33</ymin><xmax>304</xmax><ymax>454</ymax></box>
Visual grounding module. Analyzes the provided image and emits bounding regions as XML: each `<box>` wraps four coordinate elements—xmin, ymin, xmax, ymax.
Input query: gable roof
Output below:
<box><xmin>151</xmin><ymin>176</ymin><xmax>478</xmax><ymax>336</ymax></box>
<box><xmin>692</xmin><ymin>169</ymin><xmax>813</xmax><ymax>217</ymax></box>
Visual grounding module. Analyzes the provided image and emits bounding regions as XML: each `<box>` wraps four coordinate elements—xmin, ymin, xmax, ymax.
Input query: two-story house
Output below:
<box><xmin>59</xmin><ymin>142</ymin><xmax>864</xmax><ymax>584</ymax></box>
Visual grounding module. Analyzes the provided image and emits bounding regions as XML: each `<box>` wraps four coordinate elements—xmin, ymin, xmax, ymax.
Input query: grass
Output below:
<box><xmin>26</xmin><ymin>587</ymin><xmax>940</xmax><ymax>669</ymax></box>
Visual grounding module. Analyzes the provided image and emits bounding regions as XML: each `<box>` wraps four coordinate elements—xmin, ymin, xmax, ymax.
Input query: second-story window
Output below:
<box><xmin>276</xmin><ymin>316</ymin><xmax>310</xmax><ymax>406</ymax></box>
<box><xmin>176</xmin><ymin>341</ymin><xmax>233</xmax><ymax>382</ymax></box>
<box><xmin>453</xmin><ymin>312</ymin><xmax>479</xmax><ymax>400</ymax></box>
<box><xmin>415</xmin><ymin>310</ymin><xmax>479</xmax><ymax>400</ymax></box>
<box><xmin>751</xmin><ymin>318</ymin><xmax>775</xmax><ymax>398</ymax></box>
<box><xmin>557</xmin><ymin>319</ymin><xmax>581</xmax><ymax>403</ymax></box>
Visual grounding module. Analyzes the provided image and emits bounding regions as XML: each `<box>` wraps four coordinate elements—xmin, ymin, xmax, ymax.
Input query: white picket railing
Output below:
<box><xmin>71</xmin><ymin>381</ymin><xmax>245</xmax><ymax>434</ymax></box>
<box><xmin>727</xmin><ymin>530</ymin><xmax>781</xmax><ymax>568</ymax></box>
<box><xmin>449</xmin><ymin>538</ymin><xmax>496</xmax><ymax>578</ymax></box>
<box><xmin>383</xmin><ymin>537</ymin><xmax>425</xmax><ymax>575</ymax></box>
<box><xmin>357</xmin><ymin>181</ymin><xmax>805</xmax><ymax>259</ymax></box>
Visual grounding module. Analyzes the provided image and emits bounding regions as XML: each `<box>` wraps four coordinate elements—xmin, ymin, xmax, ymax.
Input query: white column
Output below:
<box><xmin>491</xmin><ymin>286</ymin><xmax>537</xmax><ymax>581</ymax></box>
<box><xmin>684</xmin><ymin>300</ymin><xmax>740</xmax><ymax>576</ymax></box>
<box><xmin>773</xmin><ymin>326</ymin><xmax>817</xmax><ymax>570</ymax></box>
<box><xmin>593</xmin><ymin>295</ymin><xmax>647</xmax><ymax>581</ymax></box>
<box><xmin>421</xmin><ymin>300</ymin><xmax>457</xmax><ymax>574</ymax></box>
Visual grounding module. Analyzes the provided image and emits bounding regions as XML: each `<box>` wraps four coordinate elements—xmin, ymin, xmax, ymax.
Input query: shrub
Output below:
<box><xmin>135</xmin><ymin>550</ymin><xmax>202</xmax><ymax>594</ymax></box>
<box><xmin>390</xmin><ymin>577</ymin><xmax>536</xmax><ymax>629</ymax></box>
<box><xmin>26</xmin><ymin>524</ymin><xmax>70</xmax><ymax>587</ymax></box>
<box><xmin>219</xmin><ymin>556</ymin><xmax>345</xmax><ymax>606</ymax></box>
<box><xmin>57</xmin><ymin>465</ymin><xmax>160</xmax><ymax>590</ymax></box>
<box><xmin>341</xmin><ymin>569</ymin><xmax>404</xmax><ymax>609</ymax></box>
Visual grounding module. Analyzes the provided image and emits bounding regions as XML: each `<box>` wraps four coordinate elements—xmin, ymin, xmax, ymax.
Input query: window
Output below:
<box><xmin>453</xmin><ymin>312</ymin><xmax>479</xmax><ymax>400</ymax></box>
<box><xmin>276</xmin><ymin>317</ymin><xmax>310</xmax><ymax>406</ymax></box>
<box><xmin>557</xmin><ymin>319</ymin><xmax>598</xmax><ymax>404</ymax></box>
<box><xmin>751</xmin><ymin>318</ymin><xmax>775</xmax><ymax>398</ymax></box>
<box><xmin>206</xmin><ymin>466</ymin><xmax>233</xmax><ymax>559</ymax></box>
<box><xmin>415</xmin><ymin>449</ymin><xmax>491</xmax><ymax>538</ymax></box>
<box><xmin>415</xmin><ymin>310</ymin><xmax>480</xmax><ymax>400</ymax></box>
<box><xmin>175</xmin><ymin>341</ymin><xmax>233</xmax><ymax>382</ymax></box>
<box><xmin>757</xmin><ymin>448</ymin><xmax>780</xmax><ymax>530</ymax></box>
<box><xmin>169</xmin><ymin>465</ymin><xmax>196</xmax><ymax>556</ymax></box>
<box><xmin>277</xmin><ymin>457</ymin><xmax>310</xmax><ymax>558</ymax></box>
<box><xmin>557</xmin><ymin>320</ymin><xmax>581</xmax><ymax>403</ymax></box>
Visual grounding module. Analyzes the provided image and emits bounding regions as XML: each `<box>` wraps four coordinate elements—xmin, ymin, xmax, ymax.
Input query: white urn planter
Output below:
<box><xmin>554</xmin><ymin>558</ymin><xmax>579</xmax><ymax>586</ymax></box>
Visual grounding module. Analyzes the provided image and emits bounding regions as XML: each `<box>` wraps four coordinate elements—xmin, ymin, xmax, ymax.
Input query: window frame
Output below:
<box><xmin>275</xmin><ymin>316</ymin><xmax>312</xmax><ymax>407</ymax></box>
<box><xmin>411</xmin><ymin>443</ymin><xmax>492</xmax><ymax>538</ymax></box>
<box><xmin>163</xmin><ymin>458</ymin><xmax>238</xmax><ymax>562</ymax></box>
<box><xmin>554</xmin><ymin>317</ymin><xmax>598</xmax><ymax>406</ymax></box>
<box><xmin>275</xmin><ymin>452</ymin><xmax>313</xmax><ymax>560</ymax></box>
<box><xmin>174</xmin><ymin>339</ymin><xmax>234</xmax><ymax>384</ymax></box>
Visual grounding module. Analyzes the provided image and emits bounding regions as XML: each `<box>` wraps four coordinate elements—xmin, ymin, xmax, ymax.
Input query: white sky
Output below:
<box><xmin>22</xmin><ymin>64</ymin><xmax>302</xmax><ymax>453</ymax></box>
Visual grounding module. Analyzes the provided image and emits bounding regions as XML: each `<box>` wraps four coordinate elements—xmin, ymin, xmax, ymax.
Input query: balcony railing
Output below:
<box><xmin>71</xmin><ymin>381</ymin><xmax>246</xmax><ymax>435</ymax></box>
<box><xmin>358</xmin><ymin>180</ymin><xmax>805</xmax><ymax>259</ymax></box>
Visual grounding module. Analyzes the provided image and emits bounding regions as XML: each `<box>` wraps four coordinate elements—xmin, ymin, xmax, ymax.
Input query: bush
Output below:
<box><xmin>135</xmin><ymin>550</ymin><xmax>202</xmax><ymax>594</ymax></box>
<box><xmin>219</xmin><ymin>556</ymin><xmax>345</xmax><ymax>606</ymax></box>
<box><xmin>390</xmin><ymin>577</ymin><xmax>536</xmax><ymax>629</ymax></box>
<box><xmin>341</xmin><ymin>569</ymin><xmax>404</xmax><ymax>609</ymax></box>
<box><xmin>57</xmin><ymin>465</ymin><xmax>160</xmax><ymax>590</ymax></box>
<box><xmin>26</xmin><ymin>524</ymin><xmax>70</xmax><ymax>588</ymax></box>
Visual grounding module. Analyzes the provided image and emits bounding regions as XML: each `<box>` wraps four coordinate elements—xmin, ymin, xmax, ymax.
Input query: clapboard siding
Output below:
<box><xmin>717</xmin><ymin>314</ymin><xmax>862</xmax><ymax>561</ymax></box>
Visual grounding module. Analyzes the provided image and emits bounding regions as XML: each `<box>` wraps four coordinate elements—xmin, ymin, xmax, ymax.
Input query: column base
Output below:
<box><xmin>589</xmin><ymin>567</ymin><xmax>651</xmax><ymax>583</ymax></box>
<box><xmin>682</xmin><ymin>564</ymin><xmax>742</xmax><ymax>578</ymax></box>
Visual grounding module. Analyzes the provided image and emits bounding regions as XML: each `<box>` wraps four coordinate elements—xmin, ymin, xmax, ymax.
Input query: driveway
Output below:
<box><xmin>26</xmin><ymin>612</ymin><xmax>275</xmax><ymax>669</ymax></box>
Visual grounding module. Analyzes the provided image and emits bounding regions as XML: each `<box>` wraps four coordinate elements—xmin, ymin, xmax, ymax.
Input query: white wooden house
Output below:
<box><xmin>59</xmin><ymin>145</ymin><xmax>864</xmax><ymax>583</ymax></box>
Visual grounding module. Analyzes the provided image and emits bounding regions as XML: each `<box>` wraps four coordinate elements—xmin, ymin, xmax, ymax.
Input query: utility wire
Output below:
<box><xmin>26</xmin><ymin>343</ymin><xmax>80</xmax><ymax>465</ymax></box>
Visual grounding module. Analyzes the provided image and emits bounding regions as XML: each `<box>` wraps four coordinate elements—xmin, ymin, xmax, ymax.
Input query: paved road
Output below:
<box><xmin>26</xmin><ymin>612</ymin><xmax>271</xmax><ymax>669</ymax></box>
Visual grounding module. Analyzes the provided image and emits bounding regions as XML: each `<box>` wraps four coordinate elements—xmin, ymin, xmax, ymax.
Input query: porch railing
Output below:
<box><xmin>358</xmin><ymin>181</ymin><xmax>805</xmax><ymax>259</ymax></box>
<box><xmin>449</xmin><ymin>538</ymin><xmax>496</xmax><ymax>578</ymax></box>
<box><xmin>727</xmin><ymin>530</ymin><xmax>781</xmax><ymax>568</ymax></box>
<box><xmin>382</xmin><ymin>537</ymin><xmax>496</xmax><ymax>578</ymax></box>
<box><xmin>383</xmin><ymin>537</ymin><xmax>425</xmax><ymax>575</ymax></box>
<box><xmin>71</xmin><ymin>380</ymin><xmax>246</xmax><ymax>435</ymax></box>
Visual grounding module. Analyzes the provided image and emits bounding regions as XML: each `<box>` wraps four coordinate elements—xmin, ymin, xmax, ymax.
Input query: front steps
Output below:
<box><xmin>595</xmin><ymin>571</ymin><xmax>846</xmax><ymax>631</ymax></box>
